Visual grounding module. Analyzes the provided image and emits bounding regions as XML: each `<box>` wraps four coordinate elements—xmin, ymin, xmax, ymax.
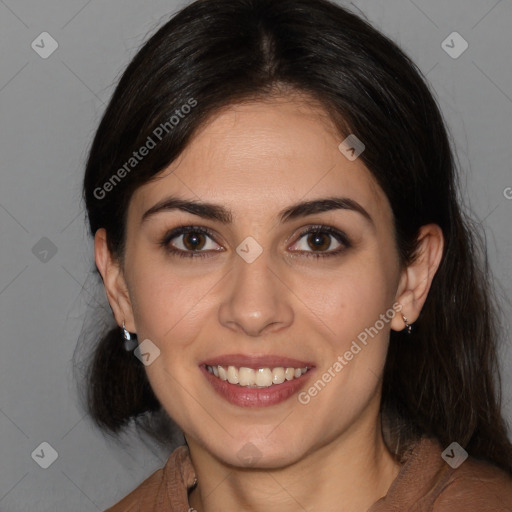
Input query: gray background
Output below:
<box><xmin>0</xmin><ymin>0</ymin><xmax>511</xmax><ymax>510</ymax></box>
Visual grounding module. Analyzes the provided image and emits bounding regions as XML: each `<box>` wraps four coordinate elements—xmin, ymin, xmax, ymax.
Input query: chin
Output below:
<box><xmin>205</xmin><ymin>434</ymin><xmax>309</xmax><ymax>470</ymax></box>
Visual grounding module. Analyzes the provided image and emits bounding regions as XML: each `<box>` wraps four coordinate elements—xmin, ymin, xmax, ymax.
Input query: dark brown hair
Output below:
<box><xmin>79</xmin><ymin>0</ymin><xmax>512</xmax><ymax>472</ymax></box>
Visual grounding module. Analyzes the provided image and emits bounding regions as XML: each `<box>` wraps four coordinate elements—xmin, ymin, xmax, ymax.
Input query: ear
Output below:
<box><xmin>94</xmin><ymin>228</ymin><xmax>136</xmax><ymax>332</ymax></box>
<box><xmin>391</xmin><ymin>224</ymin><xmax>444</xmax><ymax>332</ymax></box>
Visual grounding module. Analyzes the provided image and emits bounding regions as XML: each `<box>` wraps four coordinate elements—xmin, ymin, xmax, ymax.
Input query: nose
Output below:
<box><xmin>218</xmin><ymin>252</ymin><xmax>294</xmax><ymax>337</ymax></box>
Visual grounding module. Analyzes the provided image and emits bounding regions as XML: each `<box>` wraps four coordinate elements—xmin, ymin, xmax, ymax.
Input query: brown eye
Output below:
<box><xmin>161</xmin><ymin>226</ymin><xmax>223</xmax><ymax>258</ymax></box>
<box><xmin>182</xmin><ymin>232</ymin><xmax>207</xmax><ymax>250</ymax></box>
<box><xmin>306</xmin><ymin>232</ymin><xmax>332</xmax><ymax>251</ymax></box>
<box><xmin>288</xmin><ymin>225</ymin><xmax>351</xmax><ymax>258</ymax></box>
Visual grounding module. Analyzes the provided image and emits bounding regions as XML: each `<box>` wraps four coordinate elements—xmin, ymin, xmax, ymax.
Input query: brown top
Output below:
<box><xmin>104</xmin><ymin>437</ymin><xmax>512</xmax><ymax>511</ymax></box>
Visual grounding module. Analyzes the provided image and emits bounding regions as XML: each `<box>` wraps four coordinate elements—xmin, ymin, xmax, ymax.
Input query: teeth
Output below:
<box><xmin>218</xmin><ymin>366</ymin><xmax>227</xmax><ymax>380</ymax></box>
<box><xmin>227</xmin><ymin>365</ymin><xmax>239</xmax><ymax>384</ymax></box>
<box><xmin>239</xmin><ymin>367</ymin><xmax>255</xmax><ymax>386</ymax></box>
<box><xmin>285</xmin><ymin>367</ymin><xmax>295</xmax><ymax>381</ymax></box>
<box><xmin>206</xmin><ymin>365</ymin><xmax>309</xmax><ymax>388</ymax></box>
<box><xmin>255</xmin><ymin>368</ymin><xmax>272</xmax><ymax>387</ymax></box>
<box><xmin>273</xmin><ymin>367</ymin><xmax>285</xmax><ymax>384</ymax></box>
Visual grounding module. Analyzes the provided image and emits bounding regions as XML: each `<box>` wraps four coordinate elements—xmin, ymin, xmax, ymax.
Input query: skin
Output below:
<box><xmin>95</xmin><ymin>95</ymin><xmax>444</xmax><ymax>512</ymax></box>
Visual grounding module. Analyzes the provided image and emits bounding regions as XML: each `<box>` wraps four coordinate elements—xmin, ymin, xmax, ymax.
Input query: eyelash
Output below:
<box><xmin>159</xmin><ymin>225</ymin><xmax>351</xmax><ymax>260</ymax></box>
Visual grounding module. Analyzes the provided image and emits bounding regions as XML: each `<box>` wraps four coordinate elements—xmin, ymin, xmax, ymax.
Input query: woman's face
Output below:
<box><xmin>118</xmin><ymin>96</ymin><xmax>407</xmax><ymax>467</ymax></box>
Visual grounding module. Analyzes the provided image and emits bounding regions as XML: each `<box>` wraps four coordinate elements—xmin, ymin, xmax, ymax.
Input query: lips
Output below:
<box><xmin>199</xmin><ymin>353</ymin><xmax>315</xmax><ymax>408</ymax></box>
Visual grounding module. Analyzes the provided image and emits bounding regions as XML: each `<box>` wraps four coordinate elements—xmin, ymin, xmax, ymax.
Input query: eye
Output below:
<box><xmin>160</xmin><ymin>224</ymin><xmax>350</xmax><ymax>260</ymax></box>
<box><xmin>161</xmin><ymin>226</ymin><xmax>223</xmax><ymax>258</ymax></box>
<box><xmin>289</xmin><ymin>225</ymin><xmax>350</xmax><ymax>258</ymax></box>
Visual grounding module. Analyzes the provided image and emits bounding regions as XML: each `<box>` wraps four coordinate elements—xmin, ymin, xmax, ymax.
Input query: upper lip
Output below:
<box><xmin>199</xmin><ymin>353</ymin><xmax>315</xmax><ymax>369</ymax></box>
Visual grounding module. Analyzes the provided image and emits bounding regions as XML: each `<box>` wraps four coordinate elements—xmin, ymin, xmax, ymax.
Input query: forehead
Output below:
<box><xmin>129</xmin><ymin>97</ymin><xmax>391</xmax><ymax>226</ymax></box>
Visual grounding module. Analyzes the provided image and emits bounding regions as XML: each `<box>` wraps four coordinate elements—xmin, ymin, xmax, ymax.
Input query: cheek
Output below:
<box><xmin>126</xmin><ymin>260</ymin><xmax>219</xmax><ymax>426</ymax></box>
<box><xmin>288</xmin><ymin>255</ymin><xmax>397</xmax><ymax>348</ymax></box>
<box><xmin>293</xmin><ymin>263</ymin><xmax>395</xmax><ymax>434</ymax></box>
<box><xmin>127</xmin><ymin>250</ymin><xmax>220</xmax><ymax>343</ymax></box>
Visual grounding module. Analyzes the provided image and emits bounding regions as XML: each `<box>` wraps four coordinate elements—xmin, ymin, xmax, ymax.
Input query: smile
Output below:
<box><xmin>206</xmin><ymin>365</ymin><xmax>310</xmax><ymax>388</ymax></box>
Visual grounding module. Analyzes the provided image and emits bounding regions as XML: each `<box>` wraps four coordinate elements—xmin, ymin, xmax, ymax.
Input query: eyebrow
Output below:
<box><xmin>141</xmin><ymin>195</ymin><xmax>373</xmax><ymax>225</ymax></box>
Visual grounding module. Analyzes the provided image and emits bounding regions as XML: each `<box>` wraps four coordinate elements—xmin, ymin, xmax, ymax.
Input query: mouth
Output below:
<box><xmin>199</xmin><ymin>354</ymin><xmax>315</xmax><ymax>408</ymax></box>
<box><xmin>205</xmin><ymin>364</ymin><xmax>310</xmax><ymax>387</ymax></box>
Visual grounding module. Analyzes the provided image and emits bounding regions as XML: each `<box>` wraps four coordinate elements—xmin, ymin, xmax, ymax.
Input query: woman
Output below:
<box><xmin>81</xmin><ymin>0</ymin><xmax>512</xmax><ymax>510</ymax></box>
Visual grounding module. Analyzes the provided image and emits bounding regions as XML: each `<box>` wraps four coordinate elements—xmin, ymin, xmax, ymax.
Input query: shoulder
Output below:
<box><xmin>104</xmin><ymin>445</ymin><xmax>193</xmax><ymax>512</ymax></box>
<box><xmin>373</xmin><ymin>436</ymin><xmax>512</xmax><ymax>511</ymax></box>
<box><xmin>103</xmin><ymin>465</ymin><xmax>166</xmax><ymax>512</ymax></box>
<box><xmin>432</xmin><ymin>456</ymin><xmax>512</xmax><ymax>511</ymax></box>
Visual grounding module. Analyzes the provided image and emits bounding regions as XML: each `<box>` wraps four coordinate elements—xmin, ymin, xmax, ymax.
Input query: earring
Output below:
<box><xmin>401</xmin><ymin>314</ymin><xmax>412</xmax><ymax>335</ymax></box>
<box><xmin>122</xmin><ymin>321</ymin><xmax>138</xmax><ymax>351</ymax></box>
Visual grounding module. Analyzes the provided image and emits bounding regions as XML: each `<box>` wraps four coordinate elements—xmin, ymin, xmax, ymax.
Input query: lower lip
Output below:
<box><xmin>200</xmin><ymin>366</ymin><xmax>314</xmax><ymax>408</ymax></box>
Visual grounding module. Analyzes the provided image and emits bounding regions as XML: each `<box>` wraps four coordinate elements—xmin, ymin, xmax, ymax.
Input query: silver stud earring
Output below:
<box><xmin>402</xmin><ymin>314</ymin><xmax>412</xmax><ymax>335</ymax></box>
<box><xmin>122</xmin><ymin>321</ymin><xmax>138</xmax><ymax>351</ymax></box>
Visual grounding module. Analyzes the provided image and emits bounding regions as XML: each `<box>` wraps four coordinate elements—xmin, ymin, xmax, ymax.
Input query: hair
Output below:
<box><xmin>80</xmin><ymin>0</ymin><xmax>512</xmax><ymax>472</ymax></box>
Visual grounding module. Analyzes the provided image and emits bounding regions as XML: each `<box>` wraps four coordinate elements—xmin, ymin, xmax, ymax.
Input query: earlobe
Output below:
<box><xmin>391</xmin><ymin>224</ymin><xmax>444</xmax><ymax>332</ymax></box>
<box><xmin>94</xmin><ymin>228</ymin><xmax>136</xmax><ymax>332</ymax></box>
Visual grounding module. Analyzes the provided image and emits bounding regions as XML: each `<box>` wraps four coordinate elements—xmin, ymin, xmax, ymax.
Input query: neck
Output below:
<box><xmin>187</xmin><ymin>418</ymin><xmax>401</xmax><ymax>512</ymax></box>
